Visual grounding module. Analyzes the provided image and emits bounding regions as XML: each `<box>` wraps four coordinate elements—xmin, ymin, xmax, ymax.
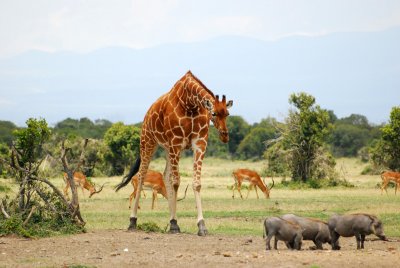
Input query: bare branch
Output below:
<box><xmin>30</xmin><ymin>176</ymin><xmax>70</xmax><ymax>208</ymax></box>
<box><xmin>0</xmin><ymin>201</ymin><xmax>10</xmax><ymax>219</ymax></box>
<box><xmin>76</xmin><ymin>138</ymin><xmax>89</xmax><ymax>172</ymax></box>
<box><xmin>22</xmin><ymin>206</ymin><xmax>35</xmax><ymax>226</ymax></box>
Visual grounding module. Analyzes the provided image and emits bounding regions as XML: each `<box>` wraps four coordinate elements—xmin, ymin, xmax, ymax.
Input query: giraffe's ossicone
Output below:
<box><xmin>115</xmin><ymin>70</ymin><xmax>233</xmax><ymax>236</ymax></box>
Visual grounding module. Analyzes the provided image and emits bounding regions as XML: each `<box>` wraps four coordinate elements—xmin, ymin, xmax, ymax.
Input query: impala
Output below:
<box><xmin>129</xmin><ymin>170</ymin><xmax>167</xmax><ymax>210</ymax></box>
<box><xmin>63</xmin><ymin>171</ymin><xmax>105</xmax><ymax>198</ymax></box>
<box><xmin>380</xmin><ymin>171</ymin><xmax>400</xmax><ymax>195</ymax></box>
<box><xmin>232</xmin><ymin>169</ymin><xmax>274</xmax><ymax>199</ymax></box>
<box><xmin>129</xmin><ymin>170</ymin><xmax>189</xmax><ymax>210</ymax></box>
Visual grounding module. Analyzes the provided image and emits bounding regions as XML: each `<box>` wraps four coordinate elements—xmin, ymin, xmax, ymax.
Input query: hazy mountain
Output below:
<box><xmin>0</xmin><ymin>27</ymin><xmax>399</xmax><ymax>126</ymax></box>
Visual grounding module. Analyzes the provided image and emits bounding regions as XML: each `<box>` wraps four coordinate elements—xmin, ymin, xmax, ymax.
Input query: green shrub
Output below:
<box><xmin>137</xmin><ymin>221</ymin><xmax>164</xmax><ymax>233</ymax></box>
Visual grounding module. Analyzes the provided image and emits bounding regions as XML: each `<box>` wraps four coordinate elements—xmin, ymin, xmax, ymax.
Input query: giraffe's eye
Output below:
<box><xmin>212</xmin><ymin>112</ymin><xmax>217</xmax><ymax>117</ymax></box>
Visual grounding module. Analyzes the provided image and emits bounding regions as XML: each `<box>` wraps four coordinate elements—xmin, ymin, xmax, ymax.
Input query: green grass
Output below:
<box><xmin>1</xmin><ymin>157</ymin><xmax>400</xmax><ymax>237</ymax></box>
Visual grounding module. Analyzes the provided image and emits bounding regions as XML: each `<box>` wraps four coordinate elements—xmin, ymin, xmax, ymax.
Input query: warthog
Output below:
<box><xmin>328</xmin><ymin>213</ymin><xmax>387</xmax><ymax>250</ymax></box>
<box><xmin>281</xmin><ymin>214</ymin><xmax>331</xmax><ymax>250</ymax></box>
<box><xmin>263</xmin><ymin>216</ymin><xmax>303</xmax><ymax>250</ymax></box>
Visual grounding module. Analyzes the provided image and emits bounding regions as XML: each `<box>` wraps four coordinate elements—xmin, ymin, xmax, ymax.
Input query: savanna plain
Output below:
<box><xmin>1</xmin><ymin>158</ymin><xmax>399</xmax><ymax>267</ymax></box>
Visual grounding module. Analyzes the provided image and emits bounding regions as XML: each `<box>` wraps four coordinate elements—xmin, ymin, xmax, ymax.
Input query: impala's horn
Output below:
<box><xmin>269</xmin><ymin>178</ymin><xmax>275</xmax><ymax>190</ymax></box>
<box><xmin>89</xmin><ymin>182</ymin><xmax>108</xmax><ymax>198</ymax></box>
<box><xmin>177</xmin><ymin>184</ymin><xmax>189</xmax><ymax>201</ymax></box>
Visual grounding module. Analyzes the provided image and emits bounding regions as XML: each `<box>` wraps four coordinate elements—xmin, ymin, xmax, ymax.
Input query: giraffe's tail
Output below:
<box><xmin>115</xmin><ymin>157</ymin><xmax>141</xmax><ymax>192</ymax></box>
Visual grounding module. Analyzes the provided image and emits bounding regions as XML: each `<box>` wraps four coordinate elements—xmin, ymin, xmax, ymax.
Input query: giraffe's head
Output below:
<box><xmin>204</xmin><ymin>95</ymin><xmax>233</xmax><ymax>143</ymax></box>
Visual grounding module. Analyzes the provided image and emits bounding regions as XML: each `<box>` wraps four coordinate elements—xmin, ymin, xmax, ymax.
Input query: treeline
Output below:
<box><xmin>0</xmin><ymin>111</ymin><xmax>385</xmax><ymax>176</ymax></box>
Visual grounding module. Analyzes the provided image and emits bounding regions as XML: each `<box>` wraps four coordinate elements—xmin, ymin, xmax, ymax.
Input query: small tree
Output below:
<box><xmin>370</xmin><ymin>106</ymin><xmax>400</xmax><ymax>171</ymax></box>
<box><xmin>103</xmin><ymin>122</ymin><xmax>141</xmax><ymax>175</ymax></box>
<box><xmin>0</xmin><ymin>118</ymin><xmax>85</xmax><ymax>237</ymax></box>
<box><xmin>281</xmin><ymin>92</ymin><xmax>333</xmax><ymax>182</ymax></box>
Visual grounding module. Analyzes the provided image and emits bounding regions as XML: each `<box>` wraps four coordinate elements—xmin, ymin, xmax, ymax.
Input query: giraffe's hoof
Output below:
<box><xmin>128</xmin><ymin>217</ymin><xmax>137</xmax><ymax>231</ymax></box>
<box><xmin>197</xmin><ymin>219</ymin><xmax>208</xmax><ymax>236</ymax></box>
<box><xmin>169</xmin><ymin>219</ymin><xmax>181</xmax><ymax>234</ymax></box>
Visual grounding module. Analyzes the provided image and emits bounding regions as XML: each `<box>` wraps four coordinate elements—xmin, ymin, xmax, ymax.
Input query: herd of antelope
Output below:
<box><xmin>61</xmin><ymin>168</ymin><xmax>275</xmax><ymax>208</ymax></box>
<box><xmin>62</xmin><ymin>169</ymin><xmax>399</xmax><ymax>203</ymax></box>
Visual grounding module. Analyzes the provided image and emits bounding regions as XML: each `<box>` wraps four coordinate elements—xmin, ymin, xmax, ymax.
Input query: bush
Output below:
<box><xmin>0</xmin><ymin>195</ymin><xmax>85</xmax><ymax>238</ymax></box>
<box><xmin>137</xmin><ymin>221</ymin><xmax>164</xmax><ymax>233</ymax></box>
<box><xmin>277</xmin><ymin>177</ymin><xmax>354</xmax><ymax>189</ymax></box>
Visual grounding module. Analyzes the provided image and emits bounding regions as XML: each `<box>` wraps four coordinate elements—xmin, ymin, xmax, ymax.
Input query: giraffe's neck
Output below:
<box><xmin>176</xmin><ymin>76</ymin><xmax>214</xmax><ymax>109</ymax></box>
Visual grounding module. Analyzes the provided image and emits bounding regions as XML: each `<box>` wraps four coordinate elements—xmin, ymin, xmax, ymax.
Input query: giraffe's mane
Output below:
<box><xmin>186</xmin><ymin>71</ymin><xmax>215</xmax><ymax>98</ymax></box>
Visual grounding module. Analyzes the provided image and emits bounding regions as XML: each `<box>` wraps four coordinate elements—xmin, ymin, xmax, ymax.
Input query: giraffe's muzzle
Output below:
<box><xmin>218</xmin><ymin>129</ymin><xmax>229</xmax><ymax>143</ymax></box>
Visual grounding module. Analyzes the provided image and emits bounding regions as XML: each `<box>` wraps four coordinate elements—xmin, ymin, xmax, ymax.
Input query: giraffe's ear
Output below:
<box><xmin>226</xmin><ymin>100</ymin><xmax>233</xmax><ymax>109</ymax></box>
<box><xmin>203</xmin><ymin>99</ymin><xmax>213</xmax><ymax>111</ymax></box>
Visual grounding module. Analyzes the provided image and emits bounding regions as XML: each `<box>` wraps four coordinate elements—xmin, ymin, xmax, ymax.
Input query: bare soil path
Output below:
<box><xmin>1</xmin><ymin>230</ymin><xmax>399</xmax><ymax>267</ymax></box>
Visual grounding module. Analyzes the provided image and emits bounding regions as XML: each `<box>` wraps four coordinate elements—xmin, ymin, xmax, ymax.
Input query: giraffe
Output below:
<box><xmin>115</xmin><ymin>70</ymin><xmax>233</xmax><ymax>236</ymax></box>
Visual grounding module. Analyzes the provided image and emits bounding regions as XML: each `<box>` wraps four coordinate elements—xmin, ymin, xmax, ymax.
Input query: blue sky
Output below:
<box><xmin>1</xmin><ymin>0</ymin><xmax>400</xmax><ymax>58</ymax></box>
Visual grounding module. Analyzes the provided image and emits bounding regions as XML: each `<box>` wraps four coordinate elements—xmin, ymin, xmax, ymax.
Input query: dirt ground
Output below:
<box><xmin>1</xmin><ymin>230</ymin><xmax>399</xmax><ymax>268</ymax></box>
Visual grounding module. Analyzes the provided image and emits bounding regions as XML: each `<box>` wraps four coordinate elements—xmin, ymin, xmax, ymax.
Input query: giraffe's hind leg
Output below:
<box><xmin>164</xmin><ymin>149</ymin><xmax>181</xmax><ymax>233</ymax></box>
<box><xmin>129</xmin><ymin>140</ymin><xmax>157</xmax><ymax>231</ymax></box>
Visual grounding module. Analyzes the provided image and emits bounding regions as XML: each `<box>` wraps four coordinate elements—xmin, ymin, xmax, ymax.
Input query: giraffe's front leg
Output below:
<box><xmin>193</xmin><ymin>141</ymin><xmax>208</xmax><ymax>236</ymax></box>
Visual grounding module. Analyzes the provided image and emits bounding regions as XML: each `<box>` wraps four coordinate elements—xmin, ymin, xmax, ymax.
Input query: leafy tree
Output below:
<box><xmin>13</xmin><ymin>118</ymin><xmax>51</xmax><ymax>168</ymax></box>
<box><xmin>0</xmin><ymin>118</ymin><xmax>84</xmax><ymax>237</ymax></box>
<box><xmin>205</xmin><ymin>127</ymin><xmax>230</xmax><ymax>158</ymax></box>
<box><xmin>328</xmin><ymin>114</ymin><xmax>382</xmax><ymax>158</ymax></box>
<box><xmin>53</xmin><ymin>117</ymin><xmax>112</xmax><ymax>139</ymax></box>
<box><xmin>264</xmin><ymin>141</ymin><xmax>290</xmax><ymax>177</ymax></box>
<box><xmin>338</xmin><ymin>114</ymin><xmax>370</xmax><ymax>127</ymax></box>
<box><xmin>0</xmin><ymin>143</ymin><xmax>10</xmax><ymax>177</ymax></box>
<box><xmin>0</xmin><ymin>120</ymin><xmax>18</xmax><ymax>145</ymax></box>
<box><xmin>282</xmin><ymin>92</ymin><xmax>333</xmax><ymax>182</ymax></box>
<box><xmin>103</xmin><ymin>122</ymin><xmax>141</xmax><ymax>175</ymax></box>
<box><xmin>237</xmin><ymin>118</ymin><xmax>278</xmax><ymax>160</ymax></box>
<box><xmin>370</xmin><ymin>106</ymin><xmax>400</xmax><ymax>171</ymax></box>
<box><xmin>226</xmin><ymin>116</ymin><xmax>250</xmax><ymax>157</ymax></box>
<box><xmin>330</xmin><ymin>124</ymin><xmax>371</xmax><ymax>157</ymax></box>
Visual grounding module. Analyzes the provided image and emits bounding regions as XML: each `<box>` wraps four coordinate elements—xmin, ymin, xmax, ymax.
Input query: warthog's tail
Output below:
<box><xmin>115</xmin><ymin>157</ymin><xmax>141</xmax><ymax>192</ymax></box>
<box><xmin>263</xmin><ymin>219</ymin><xmax>268</xmax><ymax>239</ymax></box>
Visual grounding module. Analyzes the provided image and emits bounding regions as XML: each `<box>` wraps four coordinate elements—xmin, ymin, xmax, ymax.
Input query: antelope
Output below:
<box><xmin>380</xmin><ymin>171</ymin><xmax>400</xmax><ymax>195</ymax></box>
<box><xmin>63</xmin><ymin>171</ymin><xmax>105</xmax><ymax>199</ymax></box>
<box><xmin>232</xmin><ymin>169</ymin><xmax>274</xmax><ymax>199</ymax></box>
<box><xmin>129</xmin><ymin>170</ymin><xmax>167</xmax><ymax>210</ymax></box>
<box><xmin>129</xmin><ymin>170</ymin><xmax>189</xmax><ymax>210</ymax></box>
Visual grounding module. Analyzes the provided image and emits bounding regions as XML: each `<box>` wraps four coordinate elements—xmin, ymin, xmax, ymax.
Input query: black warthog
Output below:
<box><xmin>328</xmin><ymin>213</ymin><xmax>387</xmax><ymax>250</ymax></box>
<box><xmin>281</xmin><ymin>214</ymin><xmax>331</xmax><ymax>250</ymax></box>
<box><xmin>263</xmin><ymin>216</ymin><xmax>303</xmax><ymax>250</ymax></box>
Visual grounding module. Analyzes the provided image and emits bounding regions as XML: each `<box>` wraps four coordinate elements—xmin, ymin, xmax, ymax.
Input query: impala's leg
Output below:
<box><xmin>80</xmin><ymin>184</ymin><xmax>85</xmax><ymax>196</ymax></box>
<box><xmin>232</xmin><ymin>175</ymin><xmax>237</xmax><ymax>199</ymax></box>
<box><xmin>141</xmin><ymin>189</ymin><xmax>147</xmax><ymax>199</ymax></box>
<box><xmin>163</xmin><ymin>147</ymin><xmax>181</xmax><ymax>233</ymax></box>
<box><xmin>245</xmin><ymin>184</ymin><xmax>252</xmax><ymax>199</ymax></box>
<box><xmin>129</xmin><ymin>141</ymin><xmax>156</xmax><ymax>230</ymax></box>
<box><xmin>254</xmin><ymin>185</ymin><xmax>260</xmax><ymax>199</ymax></box>
<box><xmin>129</xmin><ymin>191</ymin><xmax>135</xmax><ymax>209</ymax></box>
<box><xmin>151</xmin><ymin>189</ymin><xmax>157</xmax><ymax>210</ymax></box>
<box><xmin>381</xmin><ymin>179</ymin><xmax>389</xmax><ymax>195</ymax></box>
<box><xmin>192</xmin><ymin>140</ymin><xmax>208</xmax><ymax>236</ymax></box>
<box><xmin>237</xmin><ymin>181</ymin><xmax>243</xmax><ymax>199</ymax></box>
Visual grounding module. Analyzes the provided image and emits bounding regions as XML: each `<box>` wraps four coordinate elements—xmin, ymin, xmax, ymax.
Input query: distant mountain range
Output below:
<box><xmin>0</xmin><ymin>27</ymin><xmax>399</xmax><ymax>126</ymax></box>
